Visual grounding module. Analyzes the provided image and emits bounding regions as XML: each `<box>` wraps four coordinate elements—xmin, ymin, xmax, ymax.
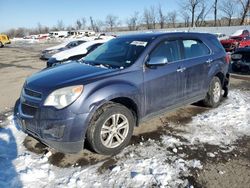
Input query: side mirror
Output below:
<box><xmin>147</xmin><ymin>56</ymin><xmax>169</xmax><ymax>66</ymax></box>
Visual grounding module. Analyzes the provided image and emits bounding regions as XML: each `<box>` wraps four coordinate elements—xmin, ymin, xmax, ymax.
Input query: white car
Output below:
<box><xmin>40</xmin><ymin>39</ymin><xmax>89</xmax><ymax>60</ymax></box>
<box><xmin>214</xmin><ymin>33</ymin><xmax>228</xmax><ymax>40</ymax></box>
<box><xmin>47</xmin><ymin>39</ymin><xmax>112</xmax><ymax>67</ymax></box>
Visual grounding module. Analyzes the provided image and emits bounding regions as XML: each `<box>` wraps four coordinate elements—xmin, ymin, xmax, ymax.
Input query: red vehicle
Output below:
<box><xmin>238</xmin><ymin>36</ymin><xmax>250</xmax><ymax>48</ymax></box>
<box><xmin>220</xmin><ymin>30</ymin><xmax>249</xmax><ymax>52</ymax></box>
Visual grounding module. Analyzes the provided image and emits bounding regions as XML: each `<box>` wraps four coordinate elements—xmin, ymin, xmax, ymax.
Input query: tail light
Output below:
<box><xmin>225</xmin><ymin>53</ymin><xmax>231</xmax><ymax>64</ymax></box>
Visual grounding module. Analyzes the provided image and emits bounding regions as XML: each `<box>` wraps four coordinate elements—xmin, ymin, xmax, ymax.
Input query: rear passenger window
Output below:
<box><xmin>182</xmin><ymin>40</ymin><xmax>210</xmax><ymax>59</ymax></box>
<box><xmin>150</xmin><ymin>40</ymin><xmax>181</xmax><ymax>63</ymax></box>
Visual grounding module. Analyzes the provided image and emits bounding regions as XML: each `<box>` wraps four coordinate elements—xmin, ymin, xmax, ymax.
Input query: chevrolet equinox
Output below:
<box><xmin>14</xmin><ymin>32</ymin><xmax>230</xmax><ymax>155</ymax></box>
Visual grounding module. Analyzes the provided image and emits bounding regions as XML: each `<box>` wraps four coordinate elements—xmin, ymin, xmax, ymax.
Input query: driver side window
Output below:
<box><xmin>150</xmin><ymin>40</ymin><xmax>181</xmax><ymax>63</ymax></box>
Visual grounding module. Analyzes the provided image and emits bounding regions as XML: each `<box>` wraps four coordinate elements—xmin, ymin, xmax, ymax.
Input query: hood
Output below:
<box><xmin>26</xmin><ymin>62</ymin><xmax>116</xmax><ymax>92</ymax></box>
<box><xmin>52</xmin><ymin>43</ymin><xmax>88</xmax><ymax>61</ymax></box>
<box><xmin>45</xmin><ymin>41</ymin><xmax>70</xmax><ymax>51</ymax></box>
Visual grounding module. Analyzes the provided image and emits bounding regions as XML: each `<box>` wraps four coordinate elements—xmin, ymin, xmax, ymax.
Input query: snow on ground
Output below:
<box><xmin>0</xmin><ymin>90</ymin><xmax>249</xmax><ymax>188</ymax></box>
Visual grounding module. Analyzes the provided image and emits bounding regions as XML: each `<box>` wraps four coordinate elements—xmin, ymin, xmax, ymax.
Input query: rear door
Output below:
<box><xmin>143</xmin><ymin>39</ymin><xmax>183</xmax><ymax>115</ymax></box>
<box><xmin>179</xmin><ymin>39</ymin><xmax>212</xmax><ymax>99</ymax></box>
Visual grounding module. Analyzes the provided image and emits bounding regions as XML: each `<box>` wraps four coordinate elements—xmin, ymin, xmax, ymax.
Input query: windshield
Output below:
<box><xmin>232</xmin><ymin>30</ymin><xmax>243</xmax><ymax>36</ymax></box>
<box><xmin>82</xmin><ymin>37</ymin><xmax>151</xmax><ymax>68</ymax></box>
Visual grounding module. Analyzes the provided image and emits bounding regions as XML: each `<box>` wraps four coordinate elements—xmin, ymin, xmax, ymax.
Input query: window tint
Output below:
<box><xmin>208</xmin><ymin>37</ymin><xmax>225</xmax><ymax>52</ymax></box>
<box><xmin>150</xmin><ymin>40</ymin><xmax>181</xmax><ymax>63</ymax></box>
<box><xmin>182</xmin><ymin>40</ymin><xmax>210</xmax><ymax>59</ymax></box>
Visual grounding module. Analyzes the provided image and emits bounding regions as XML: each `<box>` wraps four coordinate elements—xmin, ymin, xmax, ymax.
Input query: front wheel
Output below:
<box><xmin>203</xmin><ymin>77</ymin><xmax>222</xmax><ymax>108</ymax></box>
<box><xmin>86</xmin><ymin>102</ymin><xmax>135</xmax><ymax>155</ymax></box>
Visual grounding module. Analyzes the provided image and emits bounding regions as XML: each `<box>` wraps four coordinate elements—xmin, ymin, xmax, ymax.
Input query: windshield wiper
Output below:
<box><xmin>80</xmin><ymin>60</ymin><xmax>112</xmax><ymax>69</ymax></box>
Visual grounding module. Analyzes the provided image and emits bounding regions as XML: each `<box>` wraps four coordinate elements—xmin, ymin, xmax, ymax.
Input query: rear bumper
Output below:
<box><xmin>14</xmin><ymin>99</ymin><xmax>90</xmax><ymax>153</ymax></box>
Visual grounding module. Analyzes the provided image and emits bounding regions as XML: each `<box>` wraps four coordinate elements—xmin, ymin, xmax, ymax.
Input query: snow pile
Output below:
<box><xmin>0</xmin><ymin>90</ymin><xmax>249</xmax><ymax>187</ymax></box>
<box><xmin>166</xmin><ymin>90</ymin><xmax>250</xmax><ymax>148</ymax></box>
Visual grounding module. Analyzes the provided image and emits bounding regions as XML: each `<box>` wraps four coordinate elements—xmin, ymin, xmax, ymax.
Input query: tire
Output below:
<box><xmin>203</xmin><ymin>77</ymin><xmax>222</xmax><ymax>108</ymax></box>
<box><xmin>223</xmin><ymin>86</ymin><xmax>229</xmax><ymax>98</ymax></box>
<box><xmin>0</xmin><ymin>42</ymin><xmax>3</xmax><ymax>48</ymax></box>
<box><xmin>86</xmin><ymin>102</ymin><xmax>135</xmax><ymax>155</ymax></box>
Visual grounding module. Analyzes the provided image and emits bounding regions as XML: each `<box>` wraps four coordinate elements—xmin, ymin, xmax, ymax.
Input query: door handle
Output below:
<box><xmin>206</xmin><ymin>59</ymin><xmax>213</xmax><ymax>64</ymax></box>
<box><xmin>177</xmin><ymin>67</ymin><xmax>186</xmax><ymax>72</ymax></box>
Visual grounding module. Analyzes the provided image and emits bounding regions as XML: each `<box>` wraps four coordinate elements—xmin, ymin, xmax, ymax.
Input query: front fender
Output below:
<box><xmin>73</xmin><ymin>82</ymin><xmax>142</xmax><ymax>116</ymax></box>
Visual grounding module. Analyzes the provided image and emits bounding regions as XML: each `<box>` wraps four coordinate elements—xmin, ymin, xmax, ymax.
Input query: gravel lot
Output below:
<box><xmin>0</xmin><ymin>42</ymin><xmax>250</xmax><ymax>187</ymax></box>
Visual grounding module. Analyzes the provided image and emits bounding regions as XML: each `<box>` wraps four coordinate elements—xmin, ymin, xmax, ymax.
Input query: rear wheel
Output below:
<box><xmin>203</xmin><ymin>77</ymin><xmax>222</xmax><ymax>107</ymax></box>
<box><xmin>86</xmin><ymin>102</ymin><xmax>135</xmax><ymax>155</ymax></box>
<box><xmin>0</xmin><ymin>42</ymin><xmax>3</xmax><ymax>48</ymax></box>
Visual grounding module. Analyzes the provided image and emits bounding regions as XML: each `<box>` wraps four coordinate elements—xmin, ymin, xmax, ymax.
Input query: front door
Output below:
<box><xmin>143</xmin><ymin>39</ymin><xmax>183</xmax><ymax>116</ymax></box>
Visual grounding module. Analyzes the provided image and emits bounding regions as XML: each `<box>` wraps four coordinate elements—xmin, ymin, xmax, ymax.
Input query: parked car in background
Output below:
<box><xmin>214</xmin><ymin>33</ymin><xmax>227</xmax><ymax>40</ymax></box>
<box><xmin>231</xmin><ymin>47</ymin><xmax>250</xmax><ymax>73</ymax></box>
<box><xmin>238</xmin><ymin>36</ymin><xmax>250</xmax><ymax>48</ymax></box>
<box><xmin>220</xmin><ymin>29</ymin><xmax>250</xmax><ymax>52</ymax></box>
<box><xmin>40</xmin><ymin>39</ymin><xmax>87</xmax><ymax>60</ymax></box>
<box><xmin>231</xmin><ymin>29</ymin><xmax>249</xmax><ymax>38</ymax></box>
<box><xmin>49</xmin><ymin>31</ymin><xmax>69</xmax><ymax>38</ymax></box>
<box><xmin>14</xmin><ymin>32</ymin><xmax>230</xmax><ymax>155</ymax></box>
<box><xmin>0</xmin><ymin>34</ymin><xmax>11</xmax><ymax>47</ymax></box>
<box><xmin>47</xmin><ymin>39</ymin><xmax>109</xmax><ymax>67</ymax></box>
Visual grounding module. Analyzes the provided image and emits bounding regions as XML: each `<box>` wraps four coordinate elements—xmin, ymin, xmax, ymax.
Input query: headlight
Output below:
<box><xmin>49</xmin><ymin>49</ymin><xmax>59</xmax><ymax>54</ymax></box>
<box><xmin>44</xmin><ymin>85</ymin><xmax>83</xmax><ymax>109</ymax></box>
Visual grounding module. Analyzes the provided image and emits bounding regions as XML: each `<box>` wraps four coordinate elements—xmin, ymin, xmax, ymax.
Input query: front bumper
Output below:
<box><xmin>14</xmin><ymin>99</ymin><xmax>90</xmax><ymax>153</ymax></box>
<box><xmin>40</xmin><ymin>52</ymin><xmax>53</xmax><ymax>61</ymax></box>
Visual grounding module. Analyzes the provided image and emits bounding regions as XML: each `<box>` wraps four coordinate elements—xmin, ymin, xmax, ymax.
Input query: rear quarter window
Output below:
<box><xmin>208</xmin><ymin>36</ymin><xmax>226</xmax><ymax>53</ymax></box>
<box><xmin>182</xmin><ymin>39</ymin><xmax>210</xmax><ymax>59</ymax></box>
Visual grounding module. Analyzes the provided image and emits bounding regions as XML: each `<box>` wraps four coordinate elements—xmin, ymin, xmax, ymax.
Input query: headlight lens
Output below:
<box><xmin>49</xmin><ymin>49</ymin><xmax>59</xmax><ymax>54</ymax></box>
<box><xmin>44</xmin><ymin>85</ymin><xmax>83</xmax><ymax>109</ymax></box>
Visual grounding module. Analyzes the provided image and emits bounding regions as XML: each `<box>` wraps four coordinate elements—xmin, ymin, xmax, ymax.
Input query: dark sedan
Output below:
<box><xmin>231</xmin><ymin>47</ymin><xmax>250</xmax><ymax>73</ymax></box>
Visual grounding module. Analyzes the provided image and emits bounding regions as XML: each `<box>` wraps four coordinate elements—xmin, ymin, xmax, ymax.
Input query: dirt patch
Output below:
<box><xmin>0</xmin><ymin>43</ymin><xmax>56</xmax><ymax>113</ymax></box>
<box><xmin>23</xmin><ymin>136</ymin><xmax>48</xmax><ymax>155</ymax></box>
<box><xmin>197</xmin><ymin>159</ymin><xmax>250</xmax><ymax>188</ymax></box>
<box><xmin>97</xmin><ymin>158</ymin><xmax>117</xmax><ymax>174</ymax></box>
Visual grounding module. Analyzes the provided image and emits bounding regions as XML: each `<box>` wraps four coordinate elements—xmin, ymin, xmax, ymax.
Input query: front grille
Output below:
<box><xmin>24</xmin><ymin>88</ymin><xmax>42</xmax><ymax>99</ymax></box>
<box><xmin>21</xmin><ymin>103</ymin><xmax>37</xmax><ymax>116</ymax></box>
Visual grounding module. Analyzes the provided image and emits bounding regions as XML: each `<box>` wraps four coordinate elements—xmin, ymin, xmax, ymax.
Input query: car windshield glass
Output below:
<box><xmin>232</xmin><ymin>30</ymin><xmax>243</xmax><ymax>36</ymax></box>
<box><xmin>82</xmin><ymin>37</ymin><xmax>151</xmax><ymax>68</ymax></box>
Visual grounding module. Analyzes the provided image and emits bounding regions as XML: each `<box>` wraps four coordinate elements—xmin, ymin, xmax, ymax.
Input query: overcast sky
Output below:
<box><xmin>0</xmin><ymin>0</ymin><xmax>216</xmax><ymax>32</ymax></box>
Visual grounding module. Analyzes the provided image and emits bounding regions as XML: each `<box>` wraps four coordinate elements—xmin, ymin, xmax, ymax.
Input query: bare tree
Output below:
<box><xmin>220</xmin><ymin>0</ymin><xmax>236</xmax><ymax>26</ymax></box>
<box><xmin>56</xmin><ymin>20</ymin><xmax>65</xmax><ymax>30</ymax></box>
<box><xmin>81</xmin><ymin>17</ymin><xmax>86</xmax><ymax>29</ymax></box>
<box><xmin>95</xmin><ymin>20</ymin><xmax>105</xmax><ymax>32</ymax></box>
<box><xmin>75</xmin><ymin>19</ymin><xmax>82</xmax><ymax>30</ymax></box>
<box><xmin>195</xmin><ymin>2</ymin><xmax>212</xmax><ymax>26</ymax></box>
<box><xmin>180</xmin><ymin>0</ymin><xmax>204</xmax><ymax>27</ymax></box>
<box><xmin>106</xmin><ymin>14</ymin><xmax>118</xmax><ymax>32</ymax></box>
<box><xmin>143</xmin><ymin>6</ymin><xmax>157</xmax><ymax>29</ymax></box>
<box><xmin>143</xmin><ymin>8</ymin><xmax>151</xmax><ymax>29</ymax></box>
<box><xmin>167</xmin><ymin>11</ymin><xmax>177</xmax><ymax>28</ymax></box>
<box><xmin>127</xmin><ymin>12</ymin><xmax>140</xmax><ymax>31</ymax></box>
<box><xmin>37</xmin><ymin>22</ymin><xmax>43</xmax><ymax>33</ymax></box>
<box><xmin>181</xmin><ymin>11</ymin><xmax>190</xmax><ymax>27</ymax></box>
<box><xmin>213</xmin><ymin>0</ymin><xmax>219</xmax><ymax>26</ymax></box>
<box><xmin>238</xmin><ymin>0</ymin><xmax>250</xmax><ymax>25</ymax></box>
<box><xmin>89</xmin><ymin>17</ymin><xmax>95</xmax><ymax>31</ymax></box>
<box><xmin>150</xmin><ymin>6</ymin><xmax>157</xmax><ymax>29</ymax></box>
<box><xmin>158</xmin><ymin>5</ymin><xmax>166</xmax><ymax>29</ymax></box>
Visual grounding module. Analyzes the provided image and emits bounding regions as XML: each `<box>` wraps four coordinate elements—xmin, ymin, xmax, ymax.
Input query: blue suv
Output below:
<box><xmin>14</xmin><ymin>32</ymin><xmax>230</xmax><ymax>155</ymax></box>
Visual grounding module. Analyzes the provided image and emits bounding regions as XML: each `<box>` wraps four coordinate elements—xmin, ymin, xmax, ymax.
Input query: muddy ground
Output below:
<box><xmin>0</xmin><ymin>43</ymin><xmax>250</xmax><ymax>187</ymax></box>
